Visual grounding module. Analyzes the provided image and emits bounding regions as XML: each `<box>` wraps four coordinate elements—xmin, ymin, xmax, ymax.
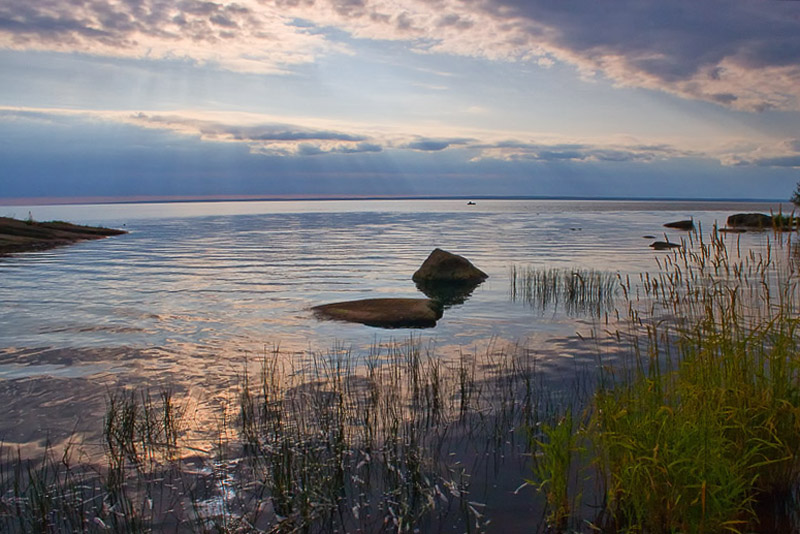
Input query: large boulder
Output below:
<box><xmin>726</xmin><ymin>213</ymin><xmax>773</xmax><ymax>228</ymax></box>
<box><xmin>412</xmin><ymin>248</ymin><xmax>488</xmax><ymax>283</ymax></box>
<box><xmin>312</xmin><ymin>298</ymin><xmax>443</xmax><ymax>328</ymax></box>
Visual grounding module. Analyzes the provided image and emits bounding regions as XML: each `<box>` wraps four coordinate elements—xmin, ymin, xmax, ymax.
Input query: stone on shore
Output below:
<box><xmin>664</xmin><ymin>219</ymin><xmax>694</xmax><ymax>230</ymax></box>
<box><xmin>312</xmin><ymin>298</ymin><xmax>443</xmax><ymax>328</ymax></box>
<box><xmin>412</xmin><ymin>248</ymin><xmax>488</xmax><ymax>283</ymax></box>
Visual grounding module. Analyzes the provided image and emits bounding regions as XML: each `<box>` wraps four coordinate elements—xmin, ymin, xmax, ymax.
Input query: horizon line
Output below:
<box><xmin>0</xmin><ymin>194</ymin><xmax>789</xmax><ymax>207</ymax></box>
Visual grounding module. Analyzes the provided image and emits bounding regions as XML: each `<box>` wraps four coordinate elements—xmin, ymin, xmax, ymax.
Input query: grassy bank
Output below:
<box><xmin>531</xmin><ymin>229</ymin><xmax>800</xmax><ymax>532</ymax></box>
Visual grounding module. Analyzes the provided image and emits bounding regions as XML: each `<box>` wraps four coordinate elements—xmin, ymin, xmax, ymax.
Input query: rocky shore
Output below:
<box><xmin>0</xmin><ymin>216</ymin><xmax>127</xmax><ymax>255</ymax></box>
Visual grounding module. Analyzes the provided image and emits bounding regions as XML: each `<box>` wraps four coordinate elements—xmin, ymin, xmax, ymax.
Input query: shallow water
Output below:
<box><xmin>0</xmin><ymin>198</ymin><xmax>784</xmax><ymax>449</ymax></box>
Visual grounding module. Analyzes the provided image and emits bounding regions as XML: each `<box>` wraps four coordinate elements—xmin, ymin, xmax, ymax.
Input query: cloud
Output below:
<box><xmin>1</xmin><ymin>2</ymin><xmax>799</xmax><ymax>110</ymax></box>
<box><xmin>484</xmin><ymin>0</ymin><xmax>800</xmax><ymax>111</ymax></box>
<box><xmin>402</xmin><ymin>137</ymin><xmax>471</xmax><ymax>151</ymax></box>
<box><xmin>125</xmin><ymin>111</ymin><xmax>385</xmax><ymax>155</ymax></box>
<box><xmin>0</xmin><ymin>0</ymin><xmax>337</xmax><ymax>73</ymax></box>
<box><xmin>470</xmin><ymin>140</ymin><xmax>697</xmax><ymax>164</ymax></box>
<box><xmin>3</xmin><ymin>106</ymin><xmax>799</xmax><ymax>168</ymax></box>
<box><xmin>719</xmin><ymin>138</ymin><xmax>800</xmax><ymax>168</ymax></box>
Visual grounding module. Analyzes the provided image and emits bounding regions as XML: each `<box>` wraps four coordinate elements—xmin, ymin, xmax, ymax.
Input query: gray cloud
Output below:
<box><xmin>403</xmin><ymin>137</ymin><xmax>472</xmax><ymax>151</ymax></box>
<box><xmin>471</xmin><ymin>141</ymin><xmax>695</xmax><ymax>163</ymax></box>
<box><xmin>475</xmin><ymin>0</ymin><xmax>800</xmax><ymax>110</ymax></box>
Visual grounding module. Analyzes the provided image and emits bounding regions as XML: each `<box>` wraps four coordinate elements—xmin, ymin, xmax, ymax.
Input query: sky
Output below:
<box><xmin>1</xmin><ymin>0</ymin><xmax>800</xmax><ymax>203</ymax></box>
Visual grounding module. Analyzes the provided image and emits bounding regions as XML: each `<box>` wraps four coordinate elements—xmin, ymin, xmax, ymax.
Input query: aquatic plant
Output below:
<box><xmin>510</xmin><ymin>265</ymin><xmax>619</xmax><ymax>317</ymax></box>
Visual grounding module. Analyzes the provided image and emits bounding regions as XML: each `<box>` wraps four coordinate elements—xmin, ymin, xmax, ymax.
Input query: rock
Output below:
<box><xmin>412</xmin><ymin>248</ymin><xmax>488</xmax><ymax>283</ymax></box>
<box><xmin>726</xmin><ymin>213</ymin><xmax>773</xmax><ymax>228</ymax></box>
<box><xmin>312</xmin><ymin>298</ymin><xmax>443</xmax><ymax>328</ymax></box>
<box><xmin>643</xmin><ymin>235</ymin><xmax>656</xmax><ymax>239</ymax></box>
<box><xmin>664</xmin><ymin>219</ymin><xmax>694</xmax><ymax>230</ymax></box>
<box><xmin>650</xmin><ymin>241</ymin><xmax>681</xmax><ymax>250</ymax></box>
<box><xmin>718</xmin><ymin>228</ymin><xmax>746</xmax><ymax>233</ymax></box>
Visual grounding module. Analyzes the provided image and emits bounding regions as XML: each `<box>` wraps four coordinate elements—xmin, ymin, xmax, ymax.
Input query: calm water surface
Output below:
<box><xmin>0</xmin><ymin>198</ymin><xmax>785</xmax><ymax>449</ymax></box>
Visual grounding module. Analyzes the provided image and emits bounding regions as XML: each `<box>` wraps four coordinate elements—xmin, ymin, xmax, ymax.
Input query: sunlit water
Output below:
<box><xmin>0</xmin><ymin>198</ymin><xmax>784</xmax><ymax>449</ymax></box>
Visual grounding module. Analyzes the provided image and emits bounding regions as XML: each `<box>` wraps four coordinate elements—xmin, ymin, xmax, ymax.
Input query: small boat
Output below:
<box><xmin>467</xmin><ymin>201</ymin><xmax>476</xmax><ymax>205</ymax></box>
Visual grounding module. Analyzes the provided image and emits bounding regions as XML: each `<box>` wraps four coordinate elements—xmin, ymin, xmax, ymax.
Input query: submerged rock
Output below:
<box><xmin>664</xmin><ymin>219</ymin><xmax>694</xmax><ymax>230</ymax></box>
<box><xmin>412</xmin><ymin>248</ymin><xmax>488</xmax><ymax>283</ymax></box>
<box><xmin>650</xmin><ymin>241</ymin><xmax>682</xmax><ymax>250</ymax></box>
<box><xmin>726</xmin><ymin>213</ymin><xmax>773</xmax><ymax>228</ymax></box>
<box><xmin>312</xmin><ymin>298</ymin><xmax>443</xmax><ymax>328</ymax></box>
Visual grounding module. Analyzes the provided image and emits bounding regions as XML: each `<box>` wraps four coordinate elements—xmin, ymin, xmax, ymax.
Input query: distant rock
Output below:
<box><xmin>664</xmin><ymin>219</ymin><xmax>694</xmax><ymax>230</ymax></box>
<box><xmin>726</xmin><ymin>213</ymin><xmax>773</xmax><ymax>229</ymax></box>
<box><xmin>412</xmin><ymin>248</ymin><xmax>488</xmax><ymax>283</ymax></box>
<box><xmin>650</xmin><ymin>241</ymin><xmax>681</xmax><ymax>250</ymax></box>
<box><xmin>312</xmin><ymin>298</ymin><xmax>443</xmax><ymax>328</ymax></box>
<box><xmin>643</xmin><ymin>235</ymin><xmax>656</xmax><ymax>239</ymax></box>
<box><xmin>718</xmin><ymin>228</ymin><xmax>746</xmax><ymax>233</ymax></box>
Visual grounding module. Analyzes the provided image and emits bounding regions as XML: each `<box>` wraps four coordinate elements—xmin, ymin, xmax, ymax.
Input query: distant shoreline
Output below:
<box><xmin>0</xmin><ymin>195</ymin><xmax>788</xmax><ymax>207</ymax></box>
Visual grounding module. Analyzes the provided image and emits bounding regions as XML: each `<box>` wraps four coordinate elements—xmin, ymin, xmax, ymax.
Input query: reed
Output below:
<box><xmin>510</xmin><ymin>265</ymin><xmax>619</xmax><ymax>316</ymax></box>
<box><xmin>1</xmin><ymin>339</ymin><xmax>553</xmax><ymax>532</ymax></box>
<box><xmin>232</xmin><ymin>340</ymin><xmax>547</xmax><ymax>532</ymax></box>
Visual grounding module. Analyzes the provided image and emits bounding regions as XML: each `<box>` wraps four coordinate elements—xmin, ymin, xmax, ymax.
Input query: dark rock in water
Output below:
<box><xmin>412</xmin><ymin>248</ymin><xmax>488</xmax><ymax>283</ymax></box>
<box><xmin>415</xmin><ymin>279</ymin><xmax>481</xmax><ymax>308</ymax></box>
<box><xmin>312</xmin><ymin>298</ymin><xmax>443</xmax><ymax>328</ymax></box>
<box><xmin>719</xmin><ymin>228</ymin><xmax>746</xmax><ymax>233</ymax></box>
<box><xmin>643</xmin><ymin>235</ymin><xmax>656</xmax><ymax>239</ymax></box>
<box><xmin>727</xmin><ymin>213</ymin><xmax>773</xmax><ymax>228</ymax></box>
<box><xmin>664</xmin><ymin>219</ymin><xmax>694</xmax><ymax>230</ymax></box>
<box><xmin>650</xmin><ymin>241</ymin><xmax>682</xmax><ymax>250</ymax></box>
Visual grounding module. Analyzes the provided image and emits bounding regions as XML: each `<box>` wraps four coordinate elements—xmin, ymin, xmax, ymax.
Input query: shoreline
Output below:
<box><xmin>0</xmin><ymin>216</ymin><xmax>126</xmax><ymax>255</ymax></box>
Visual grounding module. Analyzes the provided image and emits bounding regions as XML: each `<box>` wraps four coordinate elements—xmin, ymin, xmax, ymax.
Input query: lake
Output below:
<box><xmin>0</xmin><ymin>198</ymin><xmax>785</xmax><ymax>448</ymax></box>
<box><xmin>0</xmin><ymin>197</ymin><xmax>792</xmax><ymax>532</ymax></box>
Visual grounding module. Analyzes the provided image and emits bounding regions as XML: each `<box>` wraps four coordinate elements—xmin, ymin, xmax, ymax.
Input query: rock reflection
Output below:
<box><xmin>414</xmin><ymin>279</ymin><xmax>484</xmax><ymax>308</ymax></box>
